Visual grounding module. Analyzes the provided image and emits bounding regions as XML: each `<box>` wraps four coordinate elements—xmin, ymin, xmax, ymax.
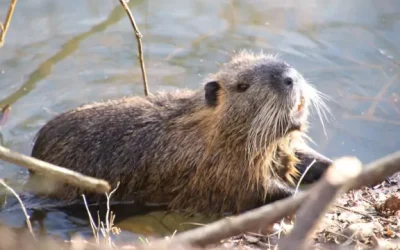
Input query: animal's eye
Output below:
<box><xmin>237</xmin><ymin>83</ymin><xmax>250</xmax><ymax>92</ymax></box>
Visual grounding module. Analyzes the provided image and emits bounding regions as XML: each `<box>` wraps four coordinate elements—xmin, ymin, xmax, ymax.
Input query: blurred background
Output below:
<box><xmin>0</xmin><ymin>0</ymin><xmax>399</xmax><ymax>243</ymax></box>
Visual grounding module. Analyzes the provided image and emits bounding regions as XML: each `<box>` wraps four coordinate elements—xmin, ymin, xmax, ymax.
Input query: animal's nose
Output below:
<box><xmin>283</xmin><ymin>77</ymin><xmax>294</xmax><ymax>86</ymax></box>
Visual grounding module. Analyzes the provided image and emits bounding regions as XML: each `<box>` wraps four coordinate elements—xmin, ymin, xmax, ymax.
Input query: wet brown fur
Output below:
<box><xmin>28</xmin><ymin>51</ymin><xmax>328</xmax><ymax>215</ymax></box>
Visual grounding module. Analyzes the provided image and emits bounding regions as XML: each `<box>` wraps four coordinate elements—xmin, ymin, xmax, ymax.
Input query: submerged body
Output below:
<box><xmin>29</xmin><ymin>51</ymin><xmax>332</xmax><ymax>215</ymax></box>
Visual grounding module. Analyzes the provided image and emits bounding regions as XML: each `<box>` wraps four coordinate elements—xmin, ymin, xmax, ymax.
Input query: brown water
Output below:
<box><xmin>0</xmin><ymin>0</ymin><xmax>399</xmax><ymax>243</ymax></box>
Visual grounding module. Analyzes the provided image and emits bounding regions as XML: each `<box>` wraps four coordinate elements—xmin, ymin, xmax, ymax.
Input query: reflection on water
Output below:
<box><xmin>0</xmin><ymin>0</ymin><xmax>399</xmax><ymax>242</ymax></box>
<box><xmin>116</xmin><ymin>211</ymin><xmax>220</xmax><ymax>238</ymax></box>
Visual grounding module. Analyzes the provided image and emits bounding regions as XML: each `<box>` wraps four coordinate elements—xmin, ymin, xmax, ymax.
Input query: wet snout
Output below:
<box><xmin>283</xmin><ymin>76</ymin><xmax>294</xmax><ymax>87</ymax></box>
<box><xmin>268</xmin><ymin>63</ymin><xmax>301</xmax><ymax>94</ymax></box>
<box><xmin>283</xmin><ymin>68</ymin><xmax>308</xmax><ymax>113</ymax></box>
<box><xmin>282</xmin><ymin>67</ymin><xmax>301</xmax><ymax>89</ymax></box>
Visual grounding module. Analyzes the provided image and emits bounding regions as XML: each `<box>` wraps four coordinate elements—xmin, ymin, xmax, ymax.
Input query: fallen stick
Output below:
<box><xmin>150</xmin><ymin>151</ymin><xmax>400</xmax><ymax>249</ymax></box>
<box><xmin>118</xmin><ymin>0</ymin><xmax>150</xmax><ymax>96</ymax></box>
<box><xmin>347</xmin><ymin>150</ymin><xmax>400</xmax><ymax>191</ymax></box>
<box><xmin>0</xmin><ymin>145</ymin><xmax>110</xmax><ymax>193</ymax></box>
<box><xmin>278</xmin><ymin>157</ymin><xmax>362</xmax><ymax>250</ymax></box>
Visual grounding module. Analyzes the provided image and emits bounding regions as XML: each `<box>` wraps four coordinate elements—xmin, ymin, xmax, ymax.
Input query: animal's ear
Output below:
<box><xmin>204</xmin><ymin>81</ymin><xmax>221</xmax><ymax>106</ymax></box>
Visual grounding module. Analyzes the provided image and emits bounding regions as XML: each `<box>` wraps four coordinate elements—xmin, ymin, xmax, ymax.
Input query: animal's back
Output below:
<box><xmin>30</xmin><ymin>90</ymin><xmax>203</xmax><ymax>203</ymax></box>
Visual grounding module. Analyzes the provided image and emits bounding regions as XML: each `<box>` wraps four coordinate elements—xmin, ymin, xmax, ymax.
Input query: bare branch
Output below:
<box><xmin>0</xmin><ymin>145</ymin><xmax>110</xmax><ymax>193</ymax></box>
<box><xmin>0</xmin><ymin>0</ymin><xmax>17</xmax><ymax>48</ymax></box>
<box><xmin>104</xmin><ymin>182</ymin><xmax>120</xmax><ymax>247</ymax></box>
<box><xmin>118</xmin><ymin>0</ymin><xmax>150</xmax><ymax>96</ymax></box>
<box><xmin>82</xmin><ymin>194</ymin><xmax>100</xmax><ymax>244</ymax></box>
<box><xmin>347</xmin><ymin>150</ymin><xmax>400</xmax><ymax>191</ymax></box>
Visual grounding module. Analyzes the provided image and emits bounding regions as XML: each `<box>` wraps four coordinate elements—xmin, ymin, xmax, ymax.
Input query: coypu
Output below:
<box><xmin>27</xmin><ymin>50</ymin><xmax>332</xmax><ymax>215</ymax></box>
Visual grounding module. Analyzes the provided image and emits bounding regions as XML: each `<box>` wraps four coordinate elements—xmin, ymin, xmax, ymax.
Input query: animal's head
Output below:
<box><xmin>203</xmin><ymin>50</ymin><xmax>329</xmax><ymax>148</ymax></box>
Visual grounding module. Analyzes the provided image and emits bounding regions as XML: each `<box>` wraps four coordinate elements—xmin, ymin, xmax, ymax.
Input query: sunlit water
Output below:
<box><xmin>0</xmin><ymin>0</ymin><xmax>399</xmax><ymax>242</ymax></box>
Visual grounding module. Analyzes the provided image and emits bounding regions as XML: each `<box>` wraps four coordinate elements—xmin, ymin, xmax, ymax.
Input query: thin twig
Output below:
<box><xmin>118</xmin><ymin>0</ymin><xmax>149</xmax><ymax>96</ymax></box>
<box><xmin>0</xmin><ymin>145</ymin><xmax>110</xmax><ymax>193</ymax></box>
<box><xmin>294</xmin><ymin>159</ymin><xmax>316</xmax><ymax>194</ymax></box>
<box><xmin>0</xmin><ymin>179</ymin><xmax>35</xmax><ymax>239</ymax></box>
<box><xmin>82</xmin><ymin>194</ymin><xmax>99</xmax><ymax>244</ymax></box>
<box><xmin>0</xmin><ymin>0</ymin><xmax>17</xmax><ymax>48</ymax></box>
<box><xmin>104</xmin><ymin>182</ymin><xmax>120</xmax><ymax>247</ymax></box>
<box><xmin>97</xmin><ymin>211</ymin><xmax>101</xmax><ymax>241</ymax></box>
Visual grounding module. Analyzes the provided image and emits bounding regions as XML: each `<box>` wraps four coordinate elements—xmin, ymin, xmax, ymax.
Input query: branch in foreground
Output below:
<box><xmin>278</xmin><ymin>157</ymin><xmax>362</xmax><ymax>250</ymax></box>
<box><xmin>347</xmin><ymin>150</ymin><xmax>400</xmax><ymax>191</ymax></box>
<box><xmin>0</xmin><ymin>0</ymin><xmax>17</xmax><ymax>48</ymax></box>
<box><xmin>149</xmin><ymin>151</ymin><xmax>400</xmax><ymax>249</ymax></box>
<box><xmin>118</xmin><ymin>0</ymin><xmax>150</xmax><ymax>96</ymax></box>
<box><xmin>0</xmin><ymin>145</ymin><xmax>110</xmax><ymax>193</ymax></box>
<box><xmin>149</xmin><ymin>192</ymin><xmax>309</xmax><ymax>249</ymax></box>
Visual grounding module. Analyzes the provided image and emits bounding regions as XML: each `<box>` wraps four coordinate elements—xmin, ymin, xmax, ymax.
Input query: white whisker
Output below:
<box><xmin>305</xmin><ymin>83</ymin><xmax>333</xmax><ymax>139</ymax></box>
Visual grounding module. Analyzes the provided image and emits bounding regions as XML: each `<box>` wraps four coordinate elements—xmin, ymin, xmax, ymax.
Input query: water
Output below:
<box><xmin>0</xmin><ymin>0</ymin><xmax>399</xmax><ymax>242</ymax></box>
